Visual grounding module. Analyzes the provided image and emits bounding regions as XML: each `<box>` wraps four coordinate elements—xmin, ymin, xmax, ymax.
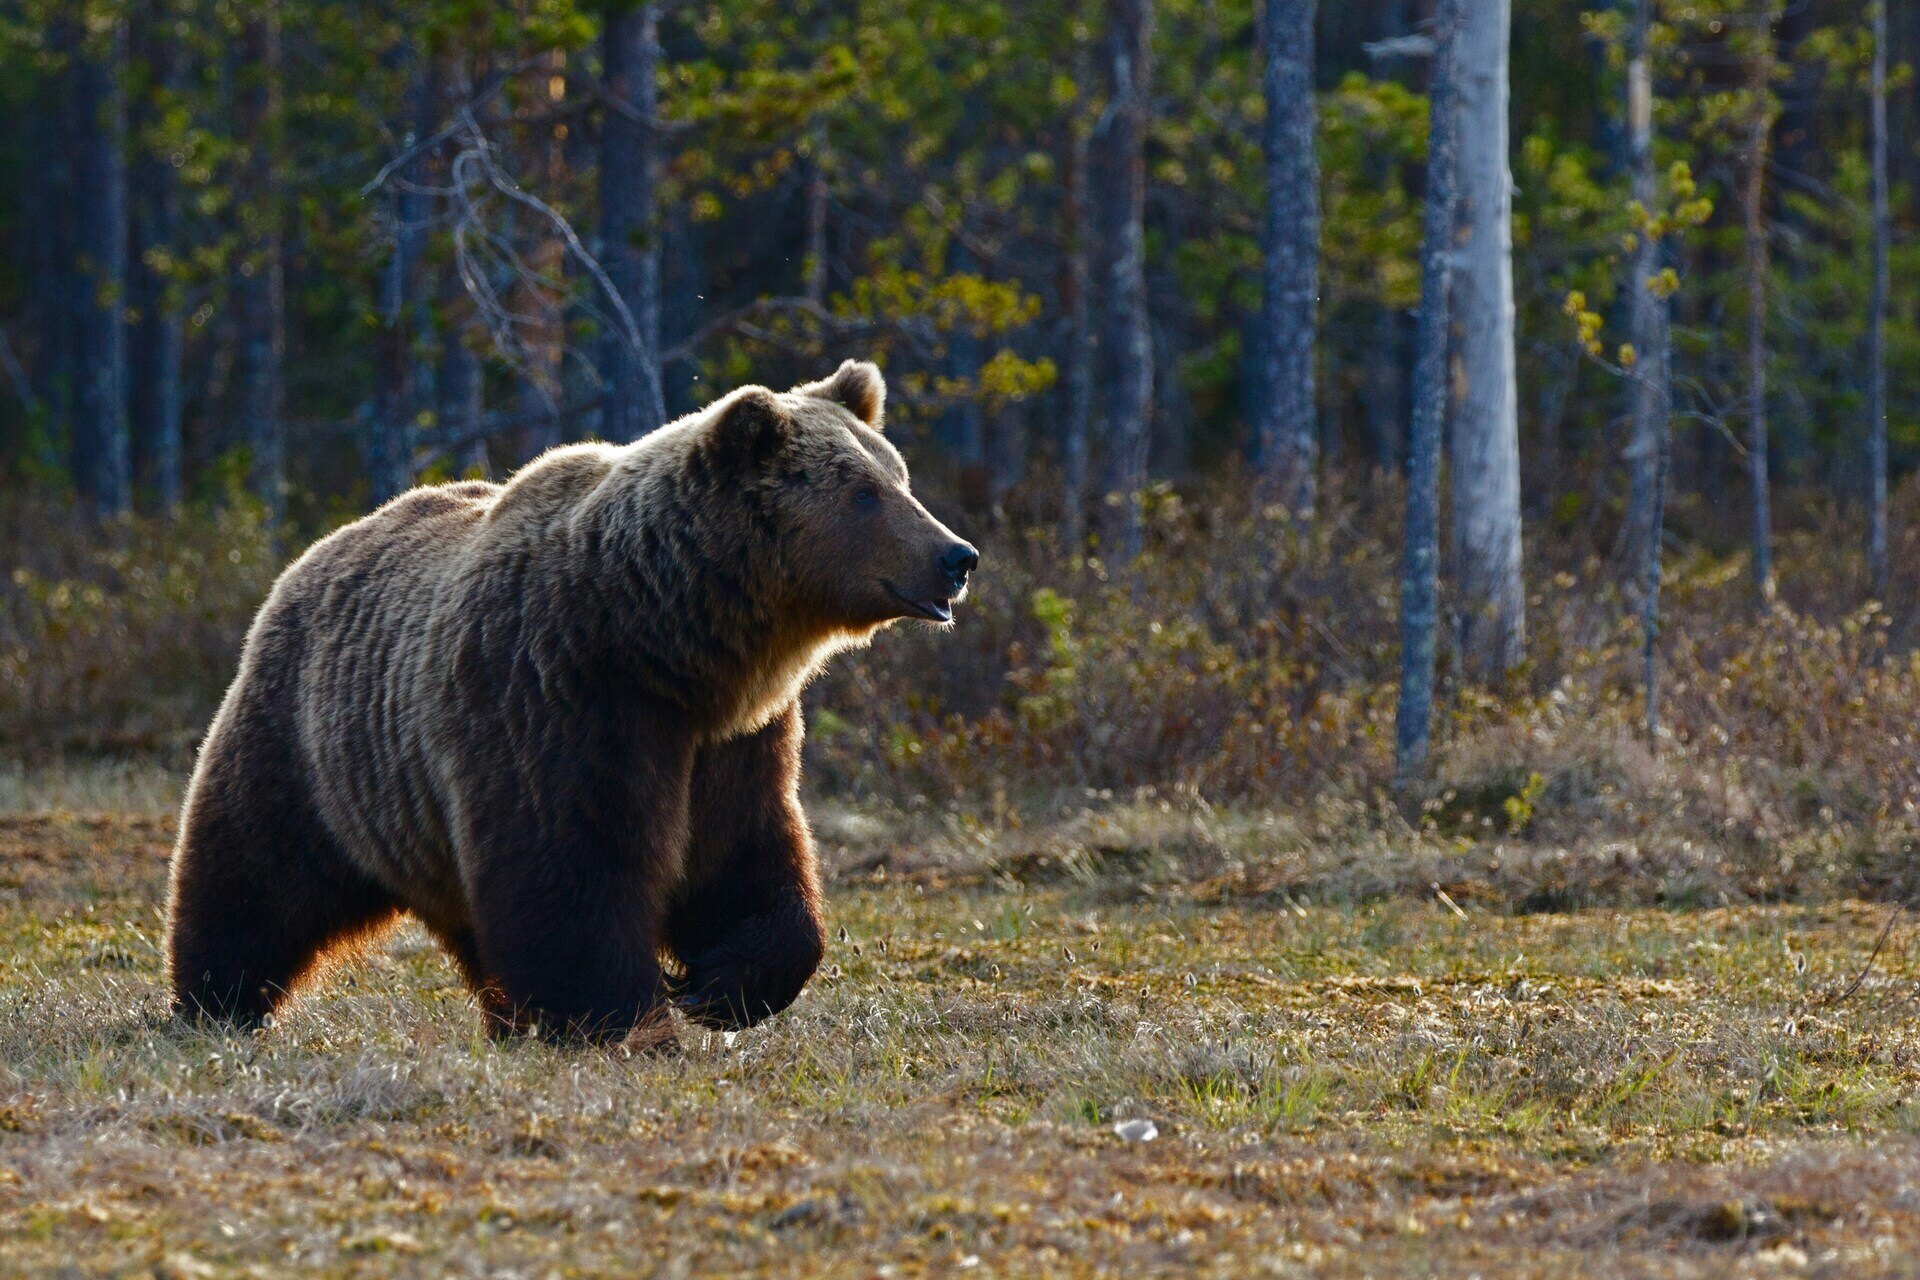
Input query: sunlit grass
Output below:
<box><xmin>7</xmin><ymin>812</ymin><xmax>1920</xmax><ymax>1274</ymax></box>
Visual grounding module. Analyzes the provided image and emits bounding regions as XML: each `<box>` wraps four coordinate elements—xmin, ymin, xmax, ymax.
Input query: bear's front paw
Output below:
<box><xmin>674</xmin><ymin>960</ymin><xmax>810</xmax><ymax>1031</ymax></box>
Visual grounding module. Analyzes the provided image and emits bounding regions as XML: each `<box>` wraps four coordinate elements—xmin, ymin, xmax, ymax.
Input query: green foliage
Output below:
<box><xmin>1319</xmin><ymin>74</ymin><xmax>1428</xmax><ymax>314</ymax></box>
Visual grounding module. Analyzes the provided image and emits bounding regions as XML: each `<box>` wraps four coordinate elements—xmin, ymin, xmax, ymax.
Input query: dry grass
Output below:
<box><xmin>8</xmin><ymin>801</ymin><xmax>1920</xmax><ymax>1277</ymax></box>
<box><xmin>0</xmin><ymin>758</ymin><xmax>185</xmax><ymax>818</ymax></box>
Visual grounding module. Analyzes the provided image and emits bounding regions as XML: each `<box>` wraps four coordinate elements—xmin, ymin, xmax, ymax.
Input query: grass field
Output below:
<box><xmin>6</xmin><ymin>781</ymin><xmax>1920</xmax><ymax>1277</ymax></box>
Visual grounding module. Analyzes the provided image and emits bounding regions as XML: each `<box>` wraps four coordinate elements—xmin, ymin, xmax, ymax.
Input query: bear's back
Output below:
<box><xmin>269</xmin><ymin>480</ymin><xmax>507</xmax><ymax>906</ymax></box>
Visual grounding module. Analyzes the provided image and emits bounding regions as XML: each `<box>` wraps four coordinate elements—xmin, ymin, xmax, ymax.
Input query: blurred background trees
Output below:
<box><xmin>0</xmin><ymin>0</ymin><xmax>1916</xmax><ymax>771</ymax></box>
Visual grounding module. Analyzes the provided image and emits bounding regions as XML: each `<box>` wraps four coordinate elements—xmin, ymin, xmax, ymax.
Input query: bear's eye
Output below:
<box><xmin>853</xmin><ymin>484</ymin><xmax>880</xmax><ymax>509</ymax></box>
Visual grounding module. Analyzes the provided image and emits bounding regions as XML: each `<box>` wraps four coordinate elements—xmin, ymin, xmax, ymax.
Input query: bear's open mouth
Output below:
<box><xmin>884</xmin><ymin>582</ymin><xmax>954</xmax><ymax>624</ymax></box>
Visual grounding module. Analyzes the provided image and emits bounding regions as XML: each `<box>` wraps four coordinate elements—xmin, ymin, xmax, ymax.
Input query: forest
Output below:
<box><xmin>5</xmin><ymin>1</ymin><xmax>1920</xmax><ymax>1276</ymax></box>
<box><xmin>2</xmin><ymin>0</ymin><xmax>1919</xmax><ymax>793</ymax></box>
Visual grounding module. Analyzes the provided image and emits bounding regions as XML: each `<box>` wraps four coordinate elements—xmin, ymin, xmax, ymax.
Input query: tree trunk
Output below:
<box><xmin>129</xmin><ymin>0</ymin><xmax>185</xmax><ymax>512</ymax></box>
<box><xmin>1743</xmin><ymin>5</ymin><xmax>1775</xmax><ymax>604</ymax></box>
<box><xmin>1094</xmin><ymin>0</ymin><xmax>1154</xmax><ymax>563</ymax></box>
<box><xmin>1254</xmin><ymin>0</ymin><xmax>1319</xmax><ymax>516</ymax></box>
<box><xmin>940</xmin><ymin>239</ymin><xmax>989</xmax><ymax>503</ymax></box>
<box><xmin>29</xmin><ymin>18</ymin><xmax>79</xmax><ymax>462</ymax></box>
<box><xmin>1618</xmin><ymin>0</ymin><xmax>1668</xmax><ymax>591</ymax></box>
<box><xmin>1867</xmin><ymin>0</ymin><xmax>1890</xmax><ymax>598</ymax></box>
<box><xmin>72</xmin><ymin>15</ymin><xmax>132</xmax><ymax>518</ymax></box>
<box><xmin>370</xmin><ymin>40</ymin><xmax>435</xmax><ymax>503</ymax></box>
<box><xmin>516</xmin><ymin>49</ymin><xmax>568</xmax><ymax>462</ymax></box>
<box><xmin>1448</xmin><ymin>0</ymin><xmax>1524</xmax><ymax>681</ymax></box>
<box><xmin>370</xmin><ymin>185</ymin><xmax>414</xmax><ymax>504</ymax></box>
<box><xmin>234</xmin><ymin>7</ymin><xmax>286</xmax><ymax>522</ymax></box>
<box><xmin>1393</xmin><ymin>0</ymin><xmax>1466</xmax><ymax>786</ymax></box>
<box><xmin>1642</xmin><ymin>332</ymin><xmax>1673</xmax><ymax>741</ymax></box>
<box><xmin>1060</xmin><ymin>88</ymin><xmax>1095</xmax><ymax>550</ymax></box>
<box><xmin>599</xmin><ymin>1</ymin><xmax>667</xmax><ymax>442</ymax></box>
<box><xmin>438</xmin><ymin>302</ymin><xmax>488</xmax><ymax>478</ymax></box>
<box><xmin>1619</xmin><ymin>0</ymin><xmax>1675</xmax><ymax>739</ymax></box>
<box><xmin>1361</xmin><ymin>307</ymin><xmax>1405</xmax><ymax>474</ymax></box>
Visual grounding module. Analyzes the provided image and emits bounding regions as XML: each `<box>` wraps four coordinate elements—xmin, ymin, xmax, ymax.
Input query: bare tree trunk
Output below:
<box><xmin>129</xmin><ymin>0</ymin><xmax>184</xmax><ymax>511</ymax></box>
<box><xmin>438</xmin><ymin>295</ymin><xmax>488</xmax><ymax>478</ymax></box>
<box><xmin>1060</xmin><ymin>91</ymin><xmax>1094</xmax><ymax>550</ymax></box>
<box><xmin>1255</xmin><ymin>0</ymin><xmax>1319</xmax><ymax>515</ymax></box>
<box><xmin>30</xmin><ymin>17</ymin><xmax>79</xmax><ymax>466</ymax></box>
<box><xmin>1867</xmin><ymin>0</ymin><xmax>1890</xmax><ymax>598</ymax></box>
<box><xmin>1743</xmin><ymin>4</ymin><xmax>1775</xmax><ymax>604</ymax></box>
<box><xmin>234</xmin><ymin>7</ymin><xmax>286</xmax><ymax>523</ymax></box>
<box><xmin>1642</xmin><ymin>339</ymin><xmax>1673</xmax><ymax>741</ymax></box>
<box><xmin>1094</xmin><ymin>0</ymin><xmax>1155</xmax><ymax>563</ymax></box>
<box><xmin>1448</xmin><ymin>0</ymin><xmax>1524</xmax><ymax>681</ymax></box>
<box><xmin>1618</xmin><ymin>0</ymin><xmax>1667</xmax><ymax>590</ymax></box>
<box><xmin>370</xmin><ymin>182</ymin><xmax>415</xmax><ymax>504</ymax></box>
<box><xmin>599</xmin><ymin>1</ymin><xmax>666</xmax><ymax>442</ymax></box>
<box><xmin>72</xmin><ymin>15</ymin><xmax>132</xmax><ymax>518</ymax></box>
<box><xmin>1393</xmin><ymin>0</ymin><xmax>1466</xmax><ymax>786</ymax></box>
<box><xmin>516</xmin><ymin>50</ymin><xmax>567</xmax><ymax>463</ymax></box>
<box><xmin>369</xmin><ymin>40</ymin><xmax>435</xmax><ymax>503</ymax></box>
<box><xmin>1619</xmin><ymin>0</ymin><xmax>1675</xmax><ymax>740</ymax></box>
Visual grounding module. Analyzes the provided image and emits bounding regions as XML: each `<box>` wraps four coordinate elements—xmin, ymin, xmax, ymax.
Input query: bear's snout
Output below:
<box><xmin>939</xmin><ymin>542</ymin><xmax>980</xmax><ymax>594</ymax></box>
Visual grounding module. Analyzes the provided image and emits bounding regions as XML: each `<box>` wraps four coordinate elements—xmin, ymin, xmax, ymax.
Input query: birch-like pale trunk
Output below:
<box><xmin>1095</xmin><ymin>0</ymin><xmax>1154</xmax><ymax>564</ymax></box>
<box><xmin>600</xmin><ymin>2</ymin><xmax>667</xmax><ymax>442</ymax></box>
<box><xmin>1448</xmin><ymin>0</ymin><xmax>1524</xmax><ymax>681</ymax></box>
<box><xmin>1393</xmin><ymin>0</ymin><xmax>1465</xmax><ymax>786</ymax></box>
<box><xmin>1619</xmin><ymin>0</ymin><xmax>1668</xmax><ymax>591</ymax></box>
<box><xmin>1868</xmin><ymin>0</ymin><xmax>1891</xmax><ymax>598</ymax></box>
<box><xmin>1255</xmin><ymin>0</ymin><xmax>1319</xmax><ymax>516</ymax></box>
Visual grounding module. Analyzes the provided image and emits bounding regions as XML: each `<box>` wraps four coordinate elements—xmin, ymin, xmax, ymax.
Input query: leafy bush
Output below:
<box><xmin>9</xmin><ymin>473</ymin><xmax>1920</xmax><ymax>865</ymax></box>
<box><xmin>0</xmin><ymin>498</ymin><xmax>278</xmax><ymax>756</ymax></box>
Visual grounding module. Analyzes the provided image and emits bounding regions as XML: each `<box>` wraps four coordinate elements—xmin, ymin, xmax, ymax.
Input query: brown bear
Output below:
<box><xmin>165</xmin><ymin>360</ymin><xmax>975</xmax><ymax>1043</ymax></box>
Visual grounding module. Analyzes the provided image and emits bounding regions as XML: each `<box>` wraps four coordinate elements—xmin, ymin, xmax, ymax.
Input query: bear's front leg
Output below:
<box><xmin>461</xmin><ymin>733</ymin><xmax>694</xmax><ymax>1044</ymax></box>
<box><xmin>668</xmin><ymin>702</ymin><xmax>827</xmax><ymax>1030</ymax></box>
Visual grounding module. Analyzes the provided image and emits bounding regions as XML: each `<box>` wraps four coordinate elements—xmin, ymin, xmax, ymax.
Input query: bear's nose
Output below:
<box><xmin>940</xmin><ymin>542</ymin><xmax>980</xmax><ymax>591</ymax></box>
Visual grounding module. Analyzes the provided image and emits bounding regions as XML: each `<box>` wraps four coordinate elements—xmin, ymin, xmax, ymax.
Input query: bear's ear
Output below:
<box><xmin>703</xmin><ymin>385</ymin><xmax>791</xmax><ymax>470</ymax></box>
<box><xmin>794</xmin><ymin>359</ymin><xmax>886</xmax><ymax>429</ymax></box>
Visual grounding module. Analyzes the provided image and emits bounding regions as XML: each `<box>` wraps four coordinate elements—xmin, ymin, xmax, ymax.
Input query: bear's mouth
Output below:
<box><xmin>884</xmin><ymin>582</ymin><xmax>954</xmax><ymax>624</ymax></box>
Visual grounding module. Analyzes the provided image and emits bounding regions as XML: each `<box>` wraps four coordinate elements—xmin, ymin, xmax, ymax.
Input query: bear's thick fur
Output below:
<box><xmin>165</xmin><ymin>361</ymin><xmax>975</xmax><ymax>1042</ymax></box>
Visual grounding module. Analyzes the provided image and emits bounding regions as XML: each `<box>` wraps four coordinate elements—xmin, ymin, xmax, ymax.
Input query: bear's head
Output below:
<box><xmin>699</xmin><ymin>360</ymin><xmax>978</xmax><ymax>632</ymax></box>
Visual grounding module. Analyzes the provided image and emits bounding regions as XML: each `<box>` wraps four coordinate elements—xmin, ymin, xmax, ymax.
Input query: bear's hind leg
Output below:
<box><xmin>168</xmin><ymin>781</ymin><xmax>397</xmax><ymax>1028</ymax></box>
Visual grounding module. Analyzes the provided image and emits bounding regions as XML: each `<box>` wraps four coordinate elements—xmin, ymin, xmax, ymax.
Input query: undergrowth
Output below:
<box><xmin>8</xmin><ymin>474</ymin><xmax>1920</xmax><ymax>885</ymax></box>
